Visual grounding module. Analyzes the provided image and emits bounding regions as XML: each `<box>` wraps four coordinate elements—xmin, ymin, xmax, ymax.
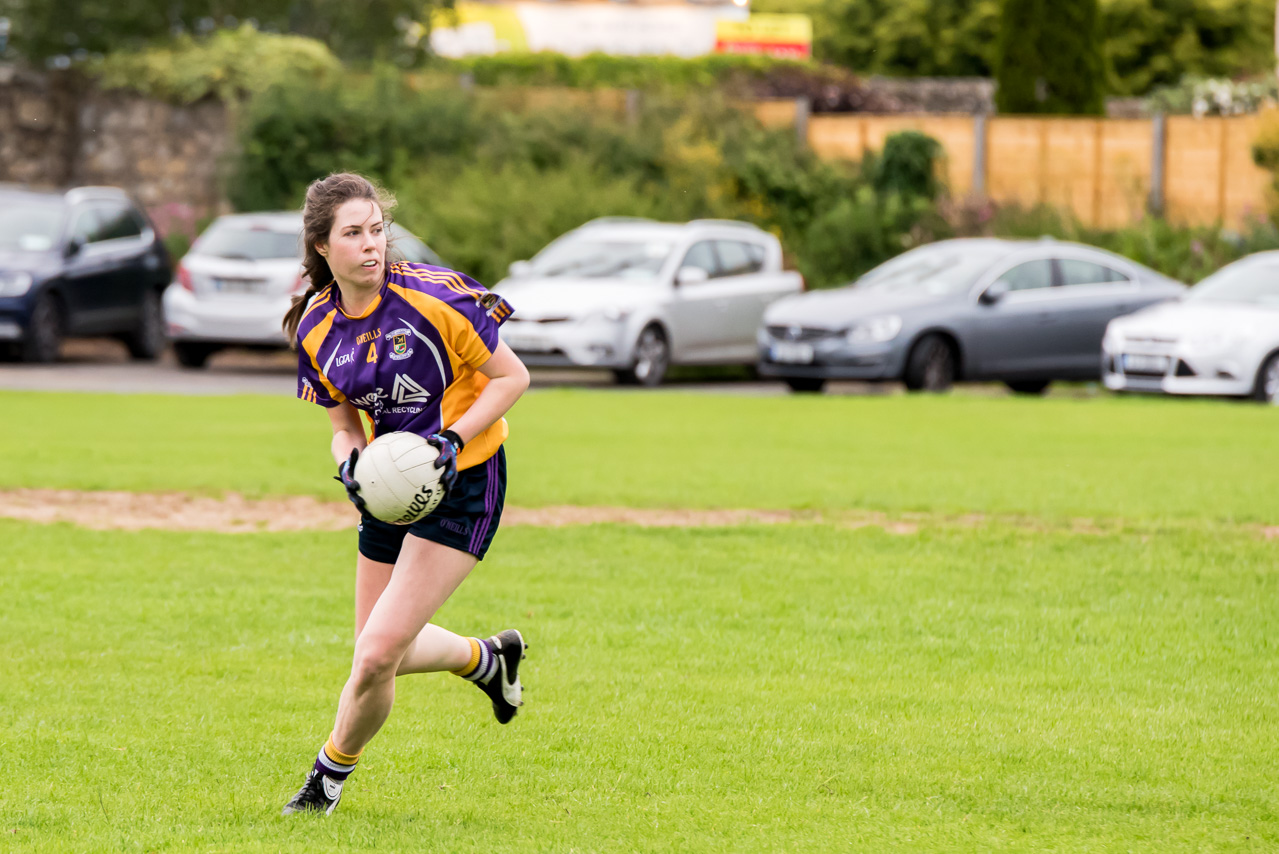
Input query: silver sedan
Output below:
<box><xmin>759</xmin><ymin>238</ymin><xmax>1186</xmax><ymax>394</ymax></box>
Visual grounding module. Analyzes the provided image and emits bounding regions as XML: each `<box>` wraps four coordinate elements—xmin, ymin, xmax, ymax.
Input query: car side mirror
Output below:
<box><xmin>508</xmin><ymin>260</ymin><xmax>532</xmax><ymax>278</ymax></box>
<box><xmin>980</xmin><ymin>280</ymin><xmax>1009</xmax><ymax>305</ymax></box>
<box><xmin>675</xmin><ymin>266</ymin><xmax>709</xmax><ymax>286</ymax></box>
<box><xmin>64</xmin><ymin>238</ymin><xmax>83</xmax><ymax>259</ymax></box>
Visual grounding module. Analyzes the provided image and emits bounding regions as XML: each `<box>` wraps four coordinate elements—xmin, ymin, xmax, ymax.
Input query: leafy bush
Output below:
<box><xmin>873</xmin><ymin>131</ymin><xmax>943</xmax><ymax>200</ymax></box>
<box><xmin>92</xmin><ymin>24</ymin><xmax>341</xmax><ymax>104</ymax></box>
<box><xmin>228</xmin><ymin>76</ymin><xmax>901</xmax><ymax>288</ymax></box>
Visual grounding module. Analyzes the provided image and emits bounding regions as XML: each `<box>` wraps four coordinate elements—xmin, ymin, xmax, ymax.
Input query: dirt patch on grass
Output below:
<box><xmin>1</xmin><ymin>489</ymin><xmax>1272</xmax><ymax>539</ymax></box>
<box><xmin>0</xmin><ymin>489</ymin><xmax>919</xmax><ymax>534</ymax></box>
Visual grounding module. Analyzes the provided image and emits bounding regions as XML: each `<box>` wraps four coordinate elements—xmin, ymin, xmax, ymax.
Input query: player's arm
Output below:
<box><xmin>327</xmin><ymin>402</ymin><xmax>368</xmax><ymax>466</ymax></box>
<box><xmin>446</xmin><ymin>340</ymin><xmax>530</xmax><ymax>445</ymax></box>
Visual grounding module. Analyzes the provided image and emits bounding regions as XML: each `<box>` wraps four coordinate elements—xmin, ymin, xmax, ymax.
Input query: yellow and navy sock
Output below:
<box><xmin>314</xmin><ymin>735</ymin><xmax>360</xmax><ymax>781</ymax></box>
<box><xmin>452</xmin><ymin>637</ymin><xmax>498</xmax><ymax>684</ymax></box>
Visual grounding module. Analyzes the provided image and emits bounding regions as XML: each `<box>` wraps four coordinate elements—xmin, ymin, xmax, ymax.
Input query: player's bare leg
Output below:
<box><xmin>283</xmin><ymin>536</ymin><xmax>474</xmax><ymax>815</ymax></box>
<box><xmin>333</xmin><ymin>535</ymin><xmax>476</xmax><ymax>752</ymax></box>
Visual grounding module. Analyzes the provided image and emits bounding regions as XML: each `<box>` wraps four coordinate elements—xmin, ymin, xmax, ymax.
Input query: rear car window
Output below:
<box><xmin>1060</xmin><ymin>259</ymin><xmax>1129</xmax><ymax>285</ymax></box>
<box><xmin>715</xmin><ymin>240</ymin><xmax>764</xmax><ymax>276</ymax></box>
<box><xmin>194</xmin><ymin>222</ymin><xmax>301</xmax><ymax>260</ymax></box>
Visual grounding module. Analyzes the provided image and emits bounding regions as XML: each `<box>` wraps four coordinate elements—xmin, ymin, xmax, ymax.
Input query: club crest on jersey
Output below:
<box><xmin>388</xmin><ymin>328</ymin><xmax>413</xmax><ymax>361</ymax></box>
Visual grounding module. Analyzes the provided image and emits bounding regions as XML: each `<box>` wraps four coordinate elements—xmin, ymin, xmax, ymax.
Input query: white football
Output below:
<box><xmin>354</xmin><ymin>432</ymin><xmax>445</xmax><ymax>525</ymax></box>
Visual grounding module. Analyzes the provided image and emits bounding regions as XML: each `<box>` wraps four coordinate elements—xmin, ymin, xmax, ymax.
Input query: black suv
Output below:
<box><xmin>0</xmin><ymin>185</ymin><xmax>172</xmax><ymax>362</ymax></box>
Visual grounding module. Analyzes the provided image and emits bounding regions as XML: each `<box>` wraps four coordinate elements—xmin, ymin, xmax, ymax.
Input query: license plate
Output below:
<box><xmin>214</xmin><ymin>278</ymin><xmax>265</xmax><ymax>294</ymax></box>
<box><xmin>771</xmin><ymin>341</ymin><xmax>814</xmax><ymax>364</ymax></box>
<box><xmin>1122</xmin><ymin>354</ymin><xmax>1169</xmax><ymax>374</ymax></box>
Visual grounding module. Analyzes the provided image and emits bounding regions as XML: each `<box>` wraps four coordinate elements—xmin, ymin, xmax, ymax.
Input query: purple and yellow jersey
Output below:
<box><xmin>295</xmin><ymin>262</ymin><xmax>515</xmax><ymax>471</ymax></box>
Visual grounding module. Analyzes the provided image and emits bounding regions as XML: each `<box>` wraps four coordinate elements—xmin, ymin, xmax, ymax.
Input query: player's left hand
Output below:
<box><xmin>426</xmin><ymin>430</ymin><xmax>463</xmax><ymax>493</ymax></box>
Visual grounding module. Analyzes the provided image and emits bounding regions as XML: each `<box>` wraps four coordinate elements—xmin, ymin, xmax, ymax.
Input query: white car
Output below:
<box><xmin>1103</xmin><ymin>251</ymin><xmax>1279</xmax><ymax>403</ymax></box>
<box><xmin>162</xmin><ymin>212</ymin><xmax>440</xmax><ymax>367</ymax></box>
<box><xmin>494</xmin><ymin>217</ymin><xmax>804</xmax><ymax>385</ymax></box>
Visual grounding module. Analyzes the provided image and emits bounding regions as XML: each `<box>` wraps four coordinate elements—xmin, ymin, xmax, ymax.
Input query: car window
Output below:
<box><xmin>194</xmin><ymin>221</ymin><xmax>302</xmax><ymax>260</ymax></box>
<box><xmin>529</xmin><ymin>238</ymin><xmax>673</xmax><ymax>281</ymax></box>
<box><xmin>92</xmin><ymin>202</ymin><xmax>143</xmax><ymax>242</ymax></box>
<box><xmin>996</xmin><ymin>260</ymin><xmax>1053</xmax><ymax>291</ymax></box>
<box><xmin>681</xmin><ymin>241</ymin><xmax>719</xmax><ymax>277</ymax></box>
<box><xmin>70</xmin><ymin>207</ymin><xmax>103</xmax><ymax>246</ymax></box>
<box><xmin>715</xmin><ymin>240</ymin><xmax>764</xmax><ymax>276</ymax></box>
<box><xmin>1060</xmin><ymin>259</ymin><xmax>1129</xmax><ymax>286</ymax></box>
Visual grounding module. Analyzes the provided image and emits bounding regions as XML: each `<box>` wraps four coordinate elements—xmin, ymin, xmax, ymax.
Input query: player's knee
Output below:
<box><xmin>351</xmin><ymin>635</ymin><xmax>404</xmax><ymax>686</ymax></box>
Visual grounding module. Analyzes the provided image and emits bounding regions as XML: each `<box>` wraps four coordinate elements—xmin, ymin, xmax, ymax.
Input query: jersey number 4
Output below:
<box><xmin>367</xmin><ymin>342</ymin><xmax>378</xmax><ymax>363</ymax></box>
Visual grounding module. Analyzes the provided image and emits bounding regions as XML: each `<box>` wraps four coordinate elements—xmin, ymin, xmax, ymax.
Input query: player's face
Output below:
<box><xmin>321</xmin><ymin>200</ymin><xmax>386</xmax><ymax>289</ymax></box>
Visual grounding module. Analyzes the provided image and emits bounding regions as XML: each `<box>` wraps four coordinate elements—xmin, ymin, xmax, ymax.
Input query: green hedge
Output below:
<box><xmin>228</xmin><ymin>74</ymin><xmax>943</xmax><ymax>289</ymax></box>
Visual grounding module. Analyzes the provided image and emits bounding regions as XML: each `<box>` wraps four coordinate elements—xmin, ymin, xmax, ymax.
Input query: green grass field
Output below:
<box><xmin>1</xmin><ymin>389</ymin><xmax>1277</xmax><ymax>851</ymax></box>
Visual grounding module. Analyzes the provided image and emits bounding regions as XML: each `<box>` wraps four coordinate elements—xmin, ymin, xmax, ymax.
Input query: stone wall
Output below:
<box><xmin>0</xmin><ymin>65</ymin><xmax>230</xmax><ymax>223</ymax></box>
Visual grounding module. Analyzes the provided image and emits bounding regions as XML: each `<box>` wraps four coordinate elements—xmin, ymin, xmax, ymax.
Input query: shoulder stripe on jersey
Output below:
<box><xmin>387</xmin><ymin>282</ymin><xmax>492</xmax><ymax>370</ymax></box>
<box><xmin>300</xmin><ymin>287</ymin><xmax>333</xmax><ymax>325</ymax></box>
<box><xmin>299</xmin><ymin>308</ymin><xmax>347</xmax><ymax>403</ymax></box>
<box><xmin>399</xmin><ymin>266</ymin><xmax>482</xmax><ymax>300</ymax></box>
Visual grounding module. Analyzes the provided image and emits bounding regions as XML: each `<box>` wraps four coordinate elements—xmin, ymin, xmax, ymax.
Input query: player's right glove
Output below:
<box><xmin>426</xmin><ymin>430</ymin><xmax>463</xmax><ymax>494</ymax></box>
<box><xmin>334</xmin><ymin>447</ymin><xmax>368</xmax><ymax>515</ymax></box>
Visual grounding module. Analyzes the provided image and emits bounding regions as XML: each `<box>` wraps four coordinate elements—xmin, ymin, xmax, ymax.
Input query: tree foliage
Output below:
<box><xmin>995</xmin><ymin>0</ymin><xmax>1105</xmax><ymax>114</ymax></box>
<box><xmin>802</xmin><ymin>0</ymin><xmax>1275</xmax><ymax>97</ymax></box>
<box><xmin>0</xmin><ymin>0</ymin><xmax>446</xmax><ymax>64</ymax></box>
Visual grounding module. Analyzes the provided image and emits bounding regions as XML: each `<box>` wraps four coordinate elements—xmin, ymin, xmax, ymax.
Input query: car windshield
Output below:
<box><xmin>1186</xmin><ymin>257</ymin><xmax>1279</xmax><ymax>307</ymax></box>
<box><xmin>0</xmin><ymin>197</ymin><xmax>65</xmax><ymax>252</ymax></box>
<box><xmin>193</xmin><ymin>221</ymin><xmax>301</xmax><ymax>260</ymax></box>
<box><xmin>850</xmin><ymin>244</ymin><xmax>1008</xmax><ymax>295</ymax></box>
<box><xmin>530</xmin><ymin>238</ymin><xmax>673</xmax><ymax>280</ymax></box>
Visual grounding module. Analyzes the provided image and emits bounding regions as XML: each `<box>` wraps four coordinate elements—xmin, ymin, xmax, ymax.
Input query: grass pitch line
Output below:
<box><xmin>2</xmin><ymin>488</ymin><xmax>1278</xmax><ymax>539</ymax></box>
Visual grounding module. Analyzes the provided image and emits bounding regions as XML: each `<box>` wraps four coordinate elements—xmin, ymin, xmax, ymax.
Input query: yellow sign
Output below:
<box><xmin>715</xmin><ymin>14</ymin><xmax>812</xmax><ymax>48</ymax></box>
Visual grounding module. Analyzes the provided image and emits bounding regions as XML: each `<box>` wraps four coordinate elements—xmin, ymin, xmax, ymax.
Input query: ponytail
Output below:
<box><xmin>282</xmin><ymin>278</ymin><xmax>329</xmax><ymax>344</ymax></box>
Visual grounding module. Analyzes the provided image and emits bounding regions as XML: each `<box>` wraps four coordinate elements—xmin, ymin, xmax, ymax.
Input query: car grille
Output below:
<box><xmin>766</xmin><ymin>325</ymin><xmax>840</xmax><ymax>342</ymax></box>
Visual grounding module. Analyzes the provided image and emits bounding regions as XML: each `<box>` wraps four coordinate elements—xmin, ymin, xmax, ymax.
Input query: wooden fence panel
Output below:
<box><xmin>985</xmin><ymin>118</ymin><xmax>1047</xmax><ymax>208</ymax></box>
<box><xmin>1096</xmin><ymin>120</ymin><xmax>1153</xmax><ymax>229</ymax></box>
<box><xmin>1165</xmin><ymin>116</ymin><xmax>1229</xmax><ymax>225</ymax></box>
<box><xmin>808</xmin><ymin>115</ymin><xmax>975</xmax><ymax>195</ymax></box>
<box><xmin>1224</xmin><ymin>115</ymin><xmax>1271</xmax><ymax>226</ymax></box>
<box><xmin>748</xmin><ymin>103</ymin><xmax>1269</xmax><ymax>228</ymax></box>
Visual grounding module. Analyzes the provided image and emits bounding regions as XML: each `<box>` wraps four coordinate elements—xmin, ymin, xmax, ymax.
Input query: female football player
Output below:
<box><xmin>280</xmin><ymin>172</ymin><xmax>530</xmax><ymax>815</ymax></box>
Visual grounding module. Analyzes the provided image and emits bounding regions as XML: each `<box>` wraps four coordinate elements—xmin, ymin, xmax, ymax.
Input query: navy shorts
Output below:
<box><xmin>358</xmin><ymin>446</ymin><xmax>506</xmax><ymax>563</ymax></box>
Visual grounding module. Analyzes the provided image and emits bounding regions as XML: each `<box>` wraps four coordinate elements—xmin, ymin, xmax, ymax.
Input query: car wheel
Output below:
<box><xmin>785</xmin><ymin>377</ymin><xmax>826</xmax><ymax>393</ymax></box>
<box><xmin>173</xmin><ymin>341</ymin><xmax>218</xmax><ymax>369</ymax></box>
<box><xmin>617</xmin><ymin>325</ymin><xmax>669</xmax><ymax>388</ymax></box>
<box><xmin>903</xmin><ymin>334</ymin><xmax>955</xmax><ymax>392</ymax></box>
<box><xmin>124</xmin><ymin>289</ymin><xmax>165</xmax><ymax>360</ymax></box>
<box><xmin>20</xmin><ymin>292</ymin><xmax>63</xmax><ymax>363</ymax></box>
<box><xmin>1005</xmin><ymin>380</ymin><xmax>1051</xmax><ymax>395</ymax></box>
<box><xmin>1253</xmin><ymin>351</ymin><xmax>1279</xmax><ymax>404</ymax></box>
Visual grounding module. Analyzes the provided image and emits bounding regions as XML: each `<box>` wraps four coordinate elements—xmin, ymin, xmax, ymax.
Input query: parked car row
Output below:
<box><xmin>2</xmin><ymin>184</ymin><xmax>1274</xmax><ymax>404</ymax></box>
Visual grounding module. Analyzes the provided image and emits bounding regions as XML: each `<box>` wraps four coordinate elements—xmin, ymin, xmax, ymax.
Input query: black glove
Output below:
<box><xmin>426</xmin><ymin>429</ymin><xmax>464</xmax><ymax>493</ymax></box>
<box><xmin>334</xmin><ymin>447</ymin><xmax>368</xmax><ymax>514</ymax></box>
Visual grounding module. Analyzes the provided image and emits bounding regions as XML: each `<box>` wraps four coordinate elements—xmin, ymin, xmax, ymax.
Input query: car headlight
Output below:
<box><xmin>845</xmin><ymin>315</ymin><xmax>902</xmax><ymax>345</ymax></box>
<box><xmin>0</xmin><ymin>272</ymin><xmax>34</xmax><ymax>297</ymax></box>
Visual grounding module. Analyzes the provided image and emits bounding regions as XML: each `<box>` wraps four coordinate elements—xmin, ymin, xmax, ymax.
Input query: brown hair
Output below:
<box><xmin>282</xmin><ymin>172</ymin><xmax>398</xmax><ymax>343</ymax></box>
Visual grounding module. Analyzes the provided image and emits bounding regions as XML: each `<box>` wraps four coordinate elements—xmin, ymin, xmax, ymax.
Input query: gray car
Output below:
<box><xmin>758</xmin><ymin>238</ymin><xmax>1186</xmax><ymax>394</ymax></box>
